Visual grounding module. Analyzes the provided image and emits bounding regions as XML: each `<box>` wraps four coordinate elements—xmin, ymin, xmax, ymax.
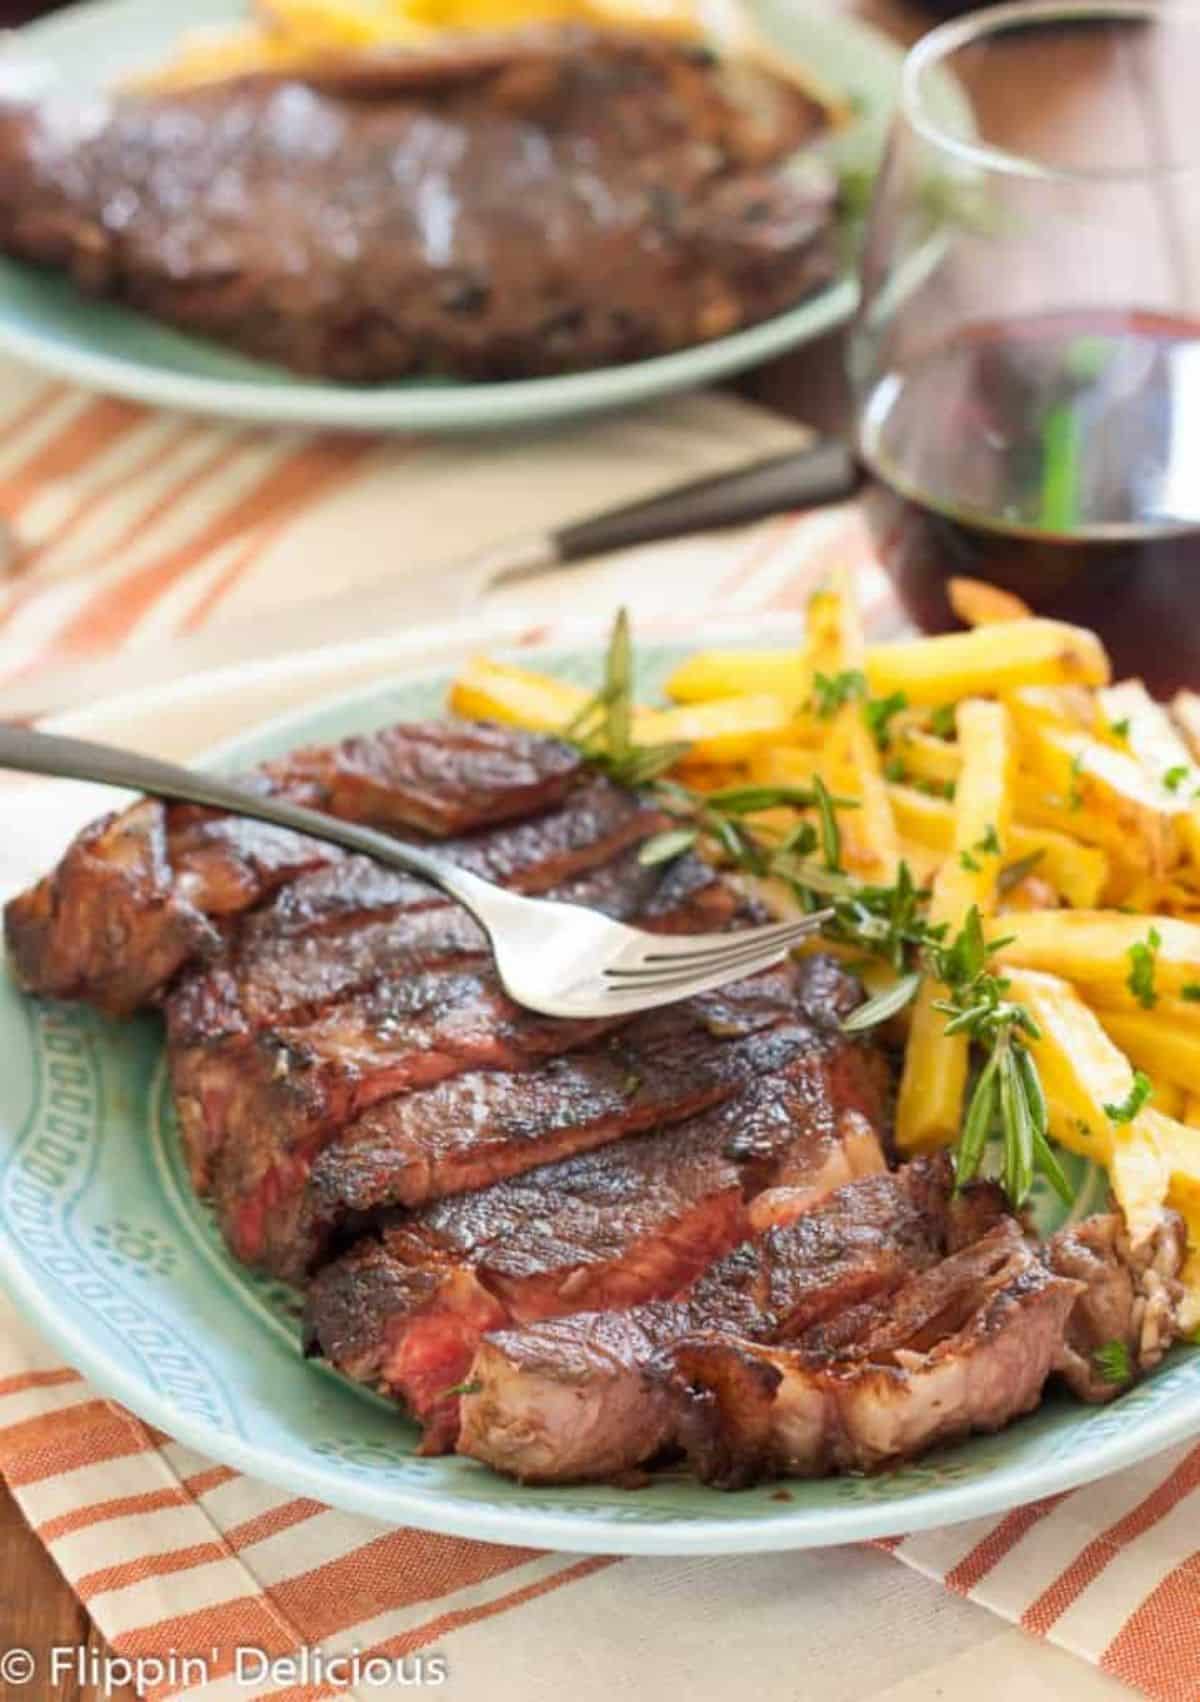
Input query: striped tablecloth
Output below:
<box><xmin>0</xmin><ymin>358</ymin><xmax>1196</xmax><ymax>1702</ymax></box>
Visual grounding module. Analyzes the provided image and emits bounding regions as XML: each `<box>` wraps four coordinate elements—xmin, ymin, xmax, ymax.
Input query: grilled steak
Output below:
<box><xmin>189</xmin><ymin>957</ymin><xmax>884</xmax><ymax>1278</ymax></box>
<box><xmin>304</xmin><ymin>1050</ymin><xmax>889</xmax><ymax>1449</ymax></box>
<box><xmin>458</xmin><ymin>1159</ymin><xmax>980</xmax><ymax>1482</ymax></box>
<box><xmin>672</xmin><ymin>1222</ymin><xmax>1083</xmax><ymax>1486</ymax></box>
<box><xmin>4</xmin><ymin>719</ymin><xmax>589</xmax><ymax>1016</ymax></box>
<box><xmin>0</xmin><ymin>28</ymin><xmax>838</xmax><ymax>381</ymax></box>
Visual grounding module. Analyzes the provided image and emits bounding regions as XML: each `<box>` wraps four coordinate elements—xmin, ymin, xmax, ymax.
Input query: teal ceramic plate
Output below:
<box><xmin>0</xmin><ymin>0</ymin><xmax>904</xmax><ymax>431</ymax></box>
<box><xmin>1</xmin><ymin>622</ymin><xmax>1198</xmax><ymax>1555</ymax></box>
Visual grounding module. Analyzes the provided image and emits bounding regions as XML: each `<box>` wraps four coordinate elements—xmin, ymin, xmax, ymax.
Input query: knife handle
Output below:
<box><xmin>553</xmin><ymin>439</ymin><xmax>858</xmax><ymax>563</ymax></box>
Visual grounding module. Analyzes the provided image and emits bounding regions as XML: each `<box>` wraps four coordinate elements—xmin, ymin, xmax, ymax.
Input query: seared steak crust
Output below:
<box><xmin>305</xmin><ymin>1046</ymin><xmax>889</xmax><ymax>1447</ymax></box>
<box><xmin>458</xmin><ymin>1159</ymin><xmax>975</xmax><ymax>1481</ymax></box>
<box><xmin>0</xmin><ymin>28</ymin><xmax>838</xmax><ymax>381</ymax></box>
<box><xmin>4</xmin><ymin>720</ymin><xmax>590</xmax><ymax>1016</ymax></box>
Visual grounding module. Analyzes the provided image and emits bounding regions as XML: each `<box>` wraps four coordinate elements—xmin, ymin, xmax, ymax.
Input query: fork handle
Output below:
<box><xmin>0</xmin><ymin>723</ymin><xmax>470</xmax><ymax>899</ymax></box>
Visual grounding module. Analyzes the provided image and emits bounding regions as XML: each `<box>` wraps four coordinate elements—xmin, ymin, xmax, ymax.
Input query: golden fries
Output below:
<box><xmin>887</xmin><ymin>783</ymin><xmax>1108</xmax><ymax>908</ymax></box>
<box><xmin>818</xmin><ymin>567</ymin><xmax>900</xmax><ymax>881</ymax></box>
<box><xmin>896</xmin><ymin>698</ymin><xmax>1015</xmax><ymax>1153</ymax></box>
<box><xmin>866</xmin><ymin>619</ymin><xmax>1109</xmax><ymax>706</ymax></box>
<box><xmin>995</xmin><ymin>910</ymin><xmax>1200</xmax><ymax>1002</ymax></box>
<box><xmin>664</xmin><ymin>646</ymin><xmax>812</xmax><ymax>708</ymax></box>
<box><xmin>1091</xmin><ymin>1009</ymin><xmax>1200</xmax><ymax>1099</ymax></box>
<box><xmin>947</xmin><ymin>577</ymin><xmax>1033</xmax><ymax>627</ymax></box>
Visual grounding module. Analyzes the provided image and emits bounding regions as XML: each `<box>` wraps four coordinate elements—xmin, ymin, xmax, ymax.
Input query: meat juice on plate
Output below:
<box><xmin>858</xmin><ymin>309</ymin><xmax>1200</xmax><ymax>691</ymax></box>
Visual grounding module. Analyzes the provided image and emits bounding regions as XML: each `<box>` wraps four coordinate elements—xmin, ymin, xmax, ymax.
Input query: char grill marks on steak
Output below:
<box><xmin>0</xmin><ymin>28</ymin><xmax>837</xmax><ymax>382</ymax></box>
<box><xmin>304</xmin><ymin>1041</ymin><xmax>890</xmax><ymax>1450</ymax></box>
<box><xmin>3</xmin><ymin>720</ymin><xmax>600</xmax><ymax>1017</ymax></box>
<box><xmin>194</xmin><ymin>957</ymin><xmax>883</xmax><ymax>1280</ymax></box>
<box><xmin>671</xmin><ymin>1222</ymin><xmax>1084</xmax><ymax>1487</ymax></box>
<box><xmin>456</xmin><ymin>1160</ymin><xmax>1017</xmax><ymax>1482</ymax></box>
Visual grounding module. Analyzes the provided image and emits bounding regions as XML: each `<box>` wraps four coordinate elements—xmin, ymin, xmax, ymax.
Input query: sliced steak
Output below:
<box><xmin>4</xmin><ymin>800</ymin><xmax>221</xmax><ymax>1017</ymax></box>
<box><xmin>298</xmin><ymin>958</ymin><xmax>887</xmax><ymax>1254</ymax></box>
<box><xmin>457</xmin><ymin>1159</ymin><xmax>981</xmax><ymax>1482</ymax></box>
<box><xmin>202</xmin><ymin>961</ymin><xmax>873</xmax><ymax>1280</ymax></box>
<box><xmin>183</xmin><ymin>962</ymin><xmax>620</xmax><ymax>1271</ymax></box>
<box><xmin>305</xmin><ymin>1053</ymin><xmax>889</xmax><ymax>1450</ymax></box>
<box><xmin>261</xmin><ymin>718</ymin><xmax>581</xmax><ymax>836</ymax></box>
<box><xmin>672</xmin><ymin>1223</ymin><xmax>1083</xmax><ymax>1486</ymax></box>
<box><xmin>0</xmin><ymin>28</ymin><xmax>836</xmax><ymax>381</ymax></box>
<box><xmin>1046</xmin><ymin>1213</ymin><xmax>1186</xmax><ymax>1401</ymax></box>
<box><xmin>4</xmin><ymin>719</ymin><xmax>592</xmax><ymax>1015</ymax></box>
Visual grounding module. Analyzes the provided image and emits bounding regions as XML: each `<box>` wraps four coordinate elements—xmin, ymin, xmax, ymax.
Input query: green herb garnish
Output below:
<box><xmin>637</xmin><ymin>828</ymin><xmax>698</xmax><ymax>866</ymax></box>
<box><xmin>1104</xmin><ymin>1070</ymin><xmax>1154</xmax><ymax>1125</ymax></box>
<box><xmin>1126</xmin><ymin>927</ymin><xmax>1162</xmax><ymax>1010</ymax></box>
<box><xmin>864</xmin><ymin>691</ymin><xmax>909</xmax><ymax>751</ymax></box>
<box><xmin>841</xmin><ymin>971</ymin><xmax>922</xmax><ymax>1034</ymax></box>
<box><xmin>1092</xmin><ymin>1340</ymin><xmax>1133</xmax><ymax>1386</ymax></box>
<box><xmin>811</xmin><ymin>669</ymin><xmax>868</xmax><ymax>719</ymax></box>
<box><xmin>1164</xmin><ymin>765</ymin><xmax>1190</xmax><ymax>794</ymax></box>
<box><xmin>929</xmin><ymin>704</ymin><xmax>957</xmax><ymax>740</ymax></box>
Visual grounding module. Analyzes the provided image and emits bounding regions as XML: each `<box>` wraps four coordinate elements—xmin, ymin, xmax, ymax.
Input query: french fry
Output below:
<box><xmin>1185</xmin><ymin>1094</ymin><xmax>1200</xmax><ymax>1131</ymax></box>
<box><xmin>896</xmin><ymin>698</ymin><xmax>1016</xmax><ymax>1152</ymax></box>
<box><xmin>995</xmin><ymin>911</ymin><xmax>1200</xmax><ymax>1003</ymax></box>
<box><xmin>819</xmin><ymin>566</ymin><xmax>900</xmax><ymax>881</ymax></box>
<box><xmin>1171</xmin><ymin>690</ymin><xmax>1200</xmax><ymax>764</ymax></box>
<box><xmin>1152</xmin><ymin>1081</ymin><xmax>1186</xmax><ymax>1122</ymax></box>
<box><xmin>637</xmin><ymin>696</ymin><xmax>793</xmax><ymax>764</ymax></box>
<box><xmin>865</xmin><ymin>619</ymin><xmax>1110</xmax><ymax>706</ymax></box>
<box><xmin>664</xmin><ymin>646</ymin><xmax>811</xmax><ymax>708</ymax></box>
<box><xmin>749</xmin><ymin>744</ymin><xmax>819</xmax><ymax>788</ymax></box>
<box><xmin>1009</xmin><ymin>707</ymin><xmax>1181</xmax><ymax>878</ymax></box>
<box><xmin>1003</xmin><ymin>969</ymin><xmax>1174</xmax><ymax>1247</ymax></box>
<box><xmin>1008</xmin><ymin>684</ymin><xmax>1103</xmax><ymax>737</ymax></box>
<box><xmin>947</xmin><ymin>577</ymin><xmax>1033</xmax><ymax>627</ymax></box>
<box><xmin>450</xmin><ymin>656</ymin><xmax>790</xmax><ymax>764</ymax></box>
<box><xmin>449</xmin><ymin>657</ymin><xmax>593</xmax><ymax>732</ymax></box>
<box><xmin>887</xmin><ymin>783</ymin><xmax>1108</xmax><ymax>908</ymax></box>
<box><xmin>1103</xmin><ymin>678</ymin><xmax>1200</xmax><ymax>878</ymax></box>
<box><xmin>894</xmin><ymin>727</ymin><xmax>959</xmax><ymax>791</ymax></box>
<box><xmin>1090</xmin><ymin>1009</ymin><xmax>1200</xmax><ymax>1098</ymax></box>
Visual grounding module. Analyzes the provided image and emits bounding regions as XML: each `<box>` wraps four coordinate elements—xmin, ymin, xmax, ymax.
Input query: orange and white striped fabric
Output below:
<box><xmin>0</xmin><ymin>358</ymin><xmax>1195</xmax><ymax>1702</ymax></box>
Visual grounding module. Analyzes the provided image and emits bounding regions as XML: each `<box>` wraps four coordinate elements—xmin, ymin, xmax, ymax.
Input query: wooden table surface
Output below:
<box><xmin>0</xmin><ymin>0</ymin><xmax>1113</xmax><ymax>1695</ymax></box>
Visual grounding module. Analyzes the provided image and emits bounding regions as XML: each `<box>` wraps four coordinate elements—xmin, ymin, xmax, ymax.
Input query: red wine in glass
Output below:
<box><xmin>859</xmin><ymin>309</ymin><xmax>1200</xmax><ymax>692</ymax></box>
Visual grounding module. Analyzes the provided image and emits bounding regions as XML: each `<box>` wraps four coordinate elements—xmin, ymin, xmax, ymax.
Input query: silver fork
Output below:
<box><xmin>0</xmin><ymin>725</ymin><xmax>832</xmax><ymax>1019</ymax></box>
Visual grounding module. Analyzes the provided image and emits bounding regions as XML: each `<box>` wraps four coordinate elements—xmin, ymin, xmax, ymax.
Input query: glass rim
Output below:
<box><xmin>904</xmin><ymin>0</ymin><xmax>1200</xmax><ymax>185</ymax></box>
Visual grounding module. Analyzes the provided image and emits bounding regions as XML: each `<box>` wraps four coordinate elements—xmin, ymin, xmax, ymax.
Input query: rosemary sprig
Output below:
<box><xmin>569</xmin><ymin>612</ymin><xmax>1067</xmax><ymax>1212</ymax></box>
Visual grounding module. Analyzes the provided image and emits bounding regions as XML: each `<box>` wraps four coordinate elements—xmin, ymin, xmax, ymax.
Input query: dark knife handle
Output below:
<box><xmin>553</xmin><ymin>439</ymin><xmax>858</xmax><ymax>563</ymax></box>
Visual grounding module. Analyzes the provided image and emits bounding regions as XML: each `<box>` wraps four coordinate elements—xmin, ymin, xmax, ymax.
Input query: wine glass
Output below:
<box><xmin>849</xmin><ymin>0</ymin><xmax>1200</xmax><ymax>691</ymax></box>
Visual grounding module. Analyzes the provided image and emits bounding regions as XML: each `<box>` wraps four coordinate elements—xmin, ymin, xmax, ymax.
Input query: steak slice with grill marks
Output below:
<box><xmin>166</xmin><ymin>826</ymin><xmax>718</xmax><ymax>1051</ymax></box>
<box><xmin>297</xmin><ymin>956</ymin><xmax>883</xmax><ymax>1252</ymax></box>
<box><xmin>195</xmin><ymin>961</ymin><xmax>857</xmax><ymax>1280</ymax></box>
<box><xmin>3</xmin><ymin>718</ymin><xmax>588</xmax><ymax>1016</ymax></box>
<box><xmin>671</xmin><ymin>1223</ymin><xmax>1085</xmax><ymax>1486</ymax></box>
<box><xmin>304</xmin><ymin>1040</ymin><xmax>889</xmax><ymax>1450</ymax></box>
<box><xmin>456</xmin><ymin>1160</ymin><xmax>1007</xmax><ymax>1482</ymax></box>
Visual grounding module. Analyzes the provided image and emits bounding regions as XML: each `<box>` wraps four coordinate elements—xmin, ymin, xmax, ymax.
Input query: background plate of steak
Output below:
<box><xmin>0</xmin><ymin>0</ymin><xmax>908</xmax><ymax>431</ymax></box>
<box><xmin>2</xmin><ymin>623</ymin><xmax>1198</xmax><ymax>1556</ymax></box>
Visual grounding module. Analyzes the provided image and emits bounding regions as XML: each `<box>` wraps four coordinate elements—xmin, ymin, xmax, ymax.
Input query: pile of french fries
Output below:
<box><xmin>137</xmin><ymin>0</ymin><xmax>710</xmax><ymax>92</ymax></box>
<box><xmin>449</xmin><ymin>570</ymin><xmax>1200</xmax><ymax>1329</ymax></box>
